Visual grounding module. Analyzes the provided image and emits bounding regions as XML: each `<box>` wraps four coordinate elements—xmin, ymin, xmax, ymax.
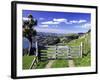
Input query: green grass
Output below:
<box><xmin>35</xmin><ymin>61</ymin><xmax>49</xmax><ymax>69</ymax></box>
<box><xmin>67</xmin><ymin>37</ymin><xmax>85</xmax><ymax>46</ymax></box>
<box><xmin>66</xmin><ymin>33</ymin><xmax>91</xmax><ymax>67</ymax></box>
<box><xmin>40</xmin><ymin>48</ymin><xmax>69</xmax><ymax>68</ymax></box>
<box><xmin>23</xmin><ymin>55</ymin><xmax>35</xmax><ymax>69</ymax></box>
<box><xmin>73</xmin><ymin>53</ymin><xmax>91</xmax><ymax>67</ymax></box>
<box><xmin>51</xmin><ymin>60</ymin><xmax>68</xmax><ymax>68</ymax></box>
<box><xmin>38</xmin><ymin>32</ymin><xmax>91</xmax><ymax>68</ymax></box>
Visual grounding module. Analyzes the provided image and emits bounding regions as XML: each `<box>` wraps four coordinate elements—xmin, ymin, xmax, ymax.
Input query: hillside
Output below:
<box><xmin>23</xmin><ymin>31</ymin><xmax>91</xmax><ymax>69</ymax></box>
<box><xmin>66</xmin><ymin>31</ymin><xmax>91</xmax><ymax>66</ymax></box>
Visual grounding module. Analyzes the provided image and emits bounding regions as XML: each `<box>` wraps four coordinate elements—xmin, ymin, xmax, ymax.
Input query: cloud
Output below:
<box><xmin>53</xmin><ymin>18</ymin><xmax>67</xmax><ymax>22</ymax></box>
<box><xmin>81</xmin><ymin>23</ymin><xmax>91</xmax><ymax>29</ymax></box>
<box><xmin>23</xmin><ymin>17</ymin><xmax>29</xmax><ymax>21</ymax></box>
<box><xmin>53</xmin><ymin>18</ymin><xmax>72</xmax><ymax>24</ymax></box>
<box><xmin>41</xmin><ymin>21</ymin><xmax>60</xmax><ymax>25</ymax></box>
<box><xmin>74</xmin><ymin>23</ymin><xmax>91</xmax><ymax>30</ymax></box>
<box><xmin>39</xmin><ymin>25</ymin><xmax>49</xmax><ymax>28</ymax></box>
<box><xmin>70</xmin><ymin>20</ymin><xmax>78</xmax><ymax>23</ymax></box>
<box><xmin>79</xmin><ymin>20</ymin><xmax>87</xmax><ymax>23</ymax></box>
<box><xmin>41</xmin><ymin>18</ymin><xmax>87</xmax><ymax>25</ymax></box>
<box><xmin>41</xmin><ymin>18</ymin><xmax>67</xmax><ymax>25</ymax></box>
<box><xmin>70</xmin><ymin>20</ymin><xmax>87</xmax><ymax>24</ymax></box>
<box><xmin>53</xmin><ymin>18</ymin><xmax>87</xmax><ymax>24</ymax></box>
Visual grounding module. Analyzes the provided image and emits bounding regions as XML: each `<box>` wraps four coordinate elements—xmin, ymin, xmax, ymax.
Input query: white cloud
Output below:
<box><xmin>53</xmin><ymin>18</ymin><xmax>67</xmax><ymax>22</ymax></box>
<box><xmin>70</xmin><ymin>19</ymin><xmax>87</xmax><ymax>24</ymax></box>
<box><xmin>41</xmin><ymin>18</ymin><xmax>87</xmax><ymax>25</ymax></box>
<box><xmin>39</xmin><ymin>25</ymin><xmax>49</xmax><ymax>28</ymax></box>
<box><xmin>70</xmin><ymin>20</ymin><xmax>78</xmax><ymax>23</ymax></box>
<box><xmin>41</xmin><ymin>21</ymin><xmax>60</xmax><ymax>25</ymax></box>
<box><xmin>81</xmin><ymin>23</ymin><xmax>91</xmax><ymax>29</ymax></box>
<box><xmin>41</xmin><ymin>18</ymin><xmax>68</xmax><ymax>25</ymax></box>
<box><xmin>53</xmin><ymin>18</ymin><xmax>73</xmax><ymax>24</ymax></box>
<box><xmin>79</xmin><ymin>20</ymin><xmax>87</xmax><ymax>23</ymax></box>
<box><xmin>23</xmin><ymin>17</ymin><xmax>29</xmax><ymax>21</ymax></box>
<box><xmin>53</xmin><ymin>18</ymin><xmax>87</xmax><ymax>24</ymax></box>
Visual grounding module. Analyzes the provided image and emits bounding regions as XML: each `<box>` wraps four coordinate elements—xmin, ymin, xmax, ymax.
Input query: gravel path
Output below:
<box><xmin>68</xmin><ymin>59</ymin><xmax>75</xmax><ymax>67</ymax></box>
<box><xmin>45</xmin><ymin>60</ymin><xmax>55</xmax><ymax>68</ymax></box>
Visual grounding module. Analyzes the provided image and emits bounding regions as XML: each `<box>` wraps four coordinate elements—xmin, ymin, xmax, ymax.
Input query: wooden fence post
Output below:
<box><xmin>28</xmin><ymin>41</ymin><xmax>31</xmax><ymax>56</ymax></box>
<box><xmin>80</xmin><ymin>42</ymin><xmax>83</xmax><ymax>58</ymax></box>
<box><xmin>55</xmin><ymin>45</ymin><xmax>57</xmax><ymax>59</ymax></box>
<box><xmin>66</xmin><ymin>47</ymin><xmax>69</xmax><ymax>58</ymax></box>
<box><xmin>35</xmin><ymin>40</ymin><xmax>39</xmax><ymax>62</ymax></box>
<box><xmin>67</xmin><ymin>47</ymin><xmax>70</xmax><ymax>59</ymax></box>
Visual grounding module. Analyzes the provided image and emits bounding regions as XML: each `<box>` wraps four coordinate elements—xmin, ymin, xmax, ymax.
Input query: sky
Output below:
<box><xmin>22</xmin><ymin>10</ymin><xmax>91</xmax><ymax>34</ymax></box>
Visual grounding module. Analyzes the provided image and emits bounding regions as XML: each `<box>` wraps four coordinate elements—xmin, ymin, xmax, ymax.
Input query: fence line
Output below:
<box><xmin>41</xmin><ymin>43</ymin><xmax>83</xmax><ymax>59</ymax></box>
<box><xmin>29</xmin><ymin>57</ymin><xmax>38</xmax><ymax>69</ymax></box>
<box><xmin>29</xmin><ymin>41</ymin><xmax>83</xmax><ymax>68</ymax></box>
<box><xmin>29</xmin><ymin>41</ymin><xmax>39</xmax><ymax>69</ymax></box>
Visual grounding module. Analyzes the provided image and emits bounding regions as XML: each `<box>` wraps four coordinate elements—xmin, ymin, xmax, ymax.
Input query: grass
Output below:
<box><xmin>23</xmin><ymin>55</ymin><xmax>35</xmax><ymax>69</ymax></box>
<box><xmin>23</xmin><ymin>55</ymin><xmax>49</xmax><ymax>69</ymax></box>
<box><xmin>66</xmin><ymin>33</ymin><xmax>91</xmax><ymax>67</ymax></box>
<box><xmin>51</xmin><ymin>60</ymin><xmax>68</xmax><ymax>68</ymax></box>
<box><xmin>67</xmin><ymin>37</ymin><xmax>85</xmax><ymax>46</ymax></box>
<box><xmin>73</xmin><ymin>53</ymin><xmax>91</xmax><ymax>67</ymax></box>
<box><xmin>40</xmin><ymin>47</ymin><xmax>69</xmax><ymax>68</ymax></box>
<box><xmin>22</xmin><ymin>32</ymin><xmax>91</xmax><ymax>69</ymax></box>
<box><xmin>38</xmin><ymin>33</ymin><xmax>90</xmax><ymax>68</ymax></box>
<box><xmin>35</xmin><ymin>60</ymin><xmax>49</xmax><ymax>69</ymax></box>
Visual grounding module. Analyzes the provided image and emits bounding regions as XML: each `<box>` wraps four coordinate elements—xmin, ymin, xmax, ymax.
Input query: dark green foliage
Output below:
<box><xmin>87</xmin><ymin>29</ymin><xmax>91</xmax><ymax>33</ymax></box>
<box><xmin>23</xmin><ymin>14</ymin><xmax>37</xmax><ymax>55</ymax></box>
<box><xmin>67</xmin><ymin>33</ymin><xmax>79</xmax><ymax>40</ymax></box>
<box><xmin>61</xmin><ymin>34</ymin><xmax>79</xmax><ymax>43</ymax></box>
<box><xmin>23</xmin><ymin>29</ymin><xmax>37</xmax><ymax>40</ymax></box>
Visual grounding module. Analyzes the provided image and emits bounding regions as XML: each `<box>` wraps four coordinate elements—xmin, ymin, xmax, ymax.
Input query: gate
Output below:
<box><xmin>40</xmin><ymin>43</ymin><xmax>82</xmax><ymax>60</ymax></box>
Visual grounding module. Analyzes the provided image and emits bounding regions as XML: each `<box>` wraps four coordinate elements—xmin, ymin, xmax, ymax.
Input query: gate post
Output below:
<box><xmin>55</xmin><ymin>45</ymin><xmax>57</xmax><ymax>59</ymax></box>
<box><xmin>80</xmin><ymin>42</ymin><xmax>83</xmax><ymax>58</ymax></box>
<box><xmin>67</xmin><ymin>46</ymin><xmax>70</xmax><ymax>59</ymax></box>
<box><xmin>35</xmin><ymin>40</ymin><xmax>39</xmax><ymax>62</ymax></box>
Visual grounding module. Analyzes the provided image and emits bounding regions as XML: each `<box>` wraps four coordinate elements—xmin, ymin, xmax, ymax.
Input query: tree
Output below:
<box><xmin>87</xmin><ymin>29</ymin><xmax>91</xmax><ymax>33</ymax></box>
<box><xmin>67</xmin><ymin>33</ymin><xmax>79</xmax><ymax>40</ymax></box>
<box><xmin>23</xmin><ymin>14</ymin><xmax>37</xmax><ymax>55</ymax></box>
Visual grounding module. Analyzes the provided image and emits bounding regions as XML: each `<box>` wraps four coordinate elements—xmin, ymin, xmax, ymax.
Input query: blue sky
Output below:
<box><xmin>23</xmin><ymin>10</ymin><xmax>91</xmax><ymax>34</ymax></box>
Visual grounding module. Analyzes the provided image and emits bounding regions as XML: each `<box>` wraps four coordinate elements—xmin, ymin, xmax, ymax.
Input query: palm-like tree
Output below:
<box><xmin>23</xmin><ymin>14</ymin><xmax>37</xmax><ymax>55</ymax></box>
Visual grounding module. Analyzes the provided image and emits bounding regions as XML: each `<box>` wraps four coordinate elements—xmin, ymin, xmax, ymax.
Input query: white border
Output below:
<box><xmin>17</xmin><ymin>3</ymin><xmax>96</xmax><ymax>77</ymax></box>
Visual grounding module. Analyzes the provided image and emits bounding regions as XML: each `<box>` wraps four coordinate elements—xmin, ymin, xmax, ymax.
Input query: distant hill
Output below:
<box><xmin>37</xmin><ymin>32</ymin><xmax>64</xmax><ymax>37</ymax></box>
<box><xmin>78</xmin><ymin>32</ymin><xmax>85</xmax><ymax>36</ymax></box>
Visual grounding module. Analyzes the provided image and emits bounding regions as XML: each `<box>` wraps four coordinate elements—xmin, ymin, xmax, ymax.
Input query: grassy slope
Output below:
<box><xmin>46</xmin><ymin>47</ymin><xmax>69</xmax><ymax>68</ymax></box>
<box><xmin>23</xmin><ymin>32</ymin><xmax>91</xmax><ymax>69</ymax></box>
<box><xmin>23</xmin><ymin>55</ymin><xmax>35</xmax><ymax>69</ymax></box>
<box><xmin>73</xmin><ymin>53</ymin><xmax>91</xmax><ymax>67</ymax></box>
<box><xmin>67</xmin><ymin>33</ymin><xmax>91</xmax><ymax>67</ymax></box>
<box><xmin>51</xmin><ymin>60</ymin><xmax>68</xmax><ymax>68</ymax></box>
<box><xmin>35</xmin><ymin>61</ymin><xmax>48</xmax><ymax>69</ymax></box>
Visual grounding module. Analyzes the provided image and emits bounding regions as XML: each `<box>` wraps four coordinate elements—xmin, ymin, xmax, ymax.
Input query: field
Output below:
<box><xmin>67</xmin><ymin>32</ymin><xmax>91</xmax><ymax>66</ymax></box>
<box><xmin>23</xmin><ymin>32</ymin><xmax>91</xmax><ymax>69</ymax></box>
<box><xmin>23</xmin><ymin>55</ymin><xmax>35</xmax><ymax>69</ymax></box>
<box><xmin>51</xmin><ymin>60</ymin><xmax>68</xmax><ymax>68</ymax></box>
